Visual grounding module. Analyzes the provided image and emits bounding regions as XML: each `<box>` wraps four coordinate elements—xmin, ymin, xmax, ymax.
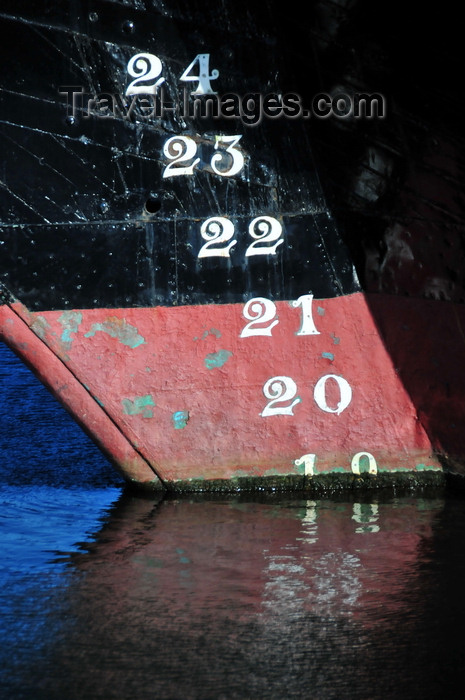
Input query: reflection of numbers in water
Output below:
<box><xmin>262</xmin><ymin>552</ymin><xmax>307</xmax><ymax>616</ymax></box>
<box><xmin>298</xmin><ymin>499</ymin><xmax>318</xmax><ymax>545</ymax></box>
<box><xmin>352</xmin><ymin>503</ymin><xmax>380</xmax><ymax>533</ymax></box>
<box><xmin>311</xmin><ymin>551</ymin><xmax>362</xmax><ymax>610</ymax></box>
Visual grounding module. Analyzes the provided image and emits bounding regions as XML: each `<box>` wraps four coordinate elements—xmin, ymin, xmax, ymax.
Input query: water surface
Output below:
<box><xmin>1</xmin><ymin>342</ymin><xmax>465</xmax><ymax>699</ymax></box>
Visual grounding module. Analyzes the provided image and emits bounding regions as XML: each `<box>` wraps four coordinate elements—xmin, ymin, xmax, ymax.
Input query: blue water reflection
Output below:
<box><xmin>0</xmin><ymin>485</ymin><xmax>121</xmax><ymax>694</ymax></box>
<box><xmin>0</xmin><ymin>342</ymin><xmax>124</xmax><ymax>696</ymax></box>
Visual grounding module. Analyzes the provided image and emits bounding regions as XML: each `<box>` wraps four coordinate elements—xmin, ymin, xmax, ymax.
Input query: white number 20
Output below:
<box><xmin>261</xmin><ymin>374</ymin><xmax>352</xmax><ymax>417</ymax></box>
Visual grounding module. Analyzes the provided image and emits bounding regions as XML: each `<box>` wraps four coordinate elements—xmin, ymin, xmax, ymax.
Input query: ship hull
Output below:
<box><xmin>1</xmin><ymin>1</ymin><xmax>464</xmax><ymax>491</ymax></box>
<box><xmin>2</xmin><ymin>291</ymin><xmax>455</xmax><ymax>490</ymax></box>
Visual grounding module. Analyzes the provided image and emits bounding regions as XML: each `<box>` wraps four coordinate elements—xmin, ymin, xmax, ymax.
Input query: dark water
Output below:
<box><xmin>2</xmin><ymin>342</ymin><xmax>465</xmax><ymax>699</ymax></box>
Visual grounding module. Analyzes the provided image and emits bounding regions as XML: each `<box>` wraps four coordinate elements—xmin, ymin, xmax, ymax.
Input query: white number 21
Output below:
<box><xmin>240</xmin><ymin>295</ymin><xmax>320</xmax><ymax>337</ymax></box>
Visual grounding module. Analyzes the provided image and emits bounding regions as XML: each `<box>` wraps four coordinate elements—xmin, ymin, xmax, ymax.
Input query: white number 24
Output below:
<box><xmin>126</xmin><ymin>52</ymin><xmax>219</xmax><ymax>96</ymax></box>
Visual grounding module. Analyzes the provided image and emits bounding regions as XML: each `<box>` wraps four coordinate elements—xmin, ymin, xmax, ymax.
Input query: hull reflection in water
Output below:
<box><xmin>14</xmin><ymin>491</ymin><xmax>461</xmax><ymax>700</ymax></box>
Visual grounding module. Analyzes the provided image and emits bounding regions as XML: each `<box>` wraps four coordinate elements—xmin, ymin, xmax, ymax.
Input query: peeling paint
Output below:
<box><xmin>172</xmin><ymin>410</ymin><xmax>189</xmax><ymax>429</ymax></box>
<box><xmin>204</xmin><ymin>349</ymin><xmax>233</xmax><ymax>369</ymax></box>
<box><xmin>30</xmin><ymin>315</ymin><xmax>50</xmax><ymax>340</ymax></box>
<box><xmin>194</xmin><ymin>328</ymin><xmax>222</xmax><ymax>341</ymax></box>
<box><xmin>122</xmin><ymin>395</ymin><xmax>155</xmax><ymax>417</ymax></box>
<box><xmin>176</xmin><ymin>548</ymin><xmax>190</xmax><ymax>564</ymax></box>
<box><xmin>58</xmin><ymin>310</ymin><xmax>82</xmax><ymax>345</ymax></box>
<box><xmin>317</xmin><ymin>307</ymin><xmax>325</xmax><ymax>316</ymax></box>
<box><xmin>232</xmin><ymin>469</ymin><xmax>249</xmax><ymax>479</ymax></box>
<box><xmin>322</xmin><ymin>352</ymin><xmax>335</xmax><ymax>361</ymax></box>
<box><xmin>416</xmin><ymin>463</ymin><xmax>442</xmax><ymax>471</ymax></box>
<box><xmin>85</xmin><ymin>317</ymin><xmax>145</xmax><ymax>348</ymax></box>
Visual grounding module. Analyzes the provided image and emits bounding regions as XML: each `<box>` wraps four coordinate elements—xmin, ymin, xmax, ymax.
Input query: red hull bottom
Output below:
<box><xmin>1</xmin><ymin>292</ymin><xmax>462</xmax><ymax>490</ymax></box>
